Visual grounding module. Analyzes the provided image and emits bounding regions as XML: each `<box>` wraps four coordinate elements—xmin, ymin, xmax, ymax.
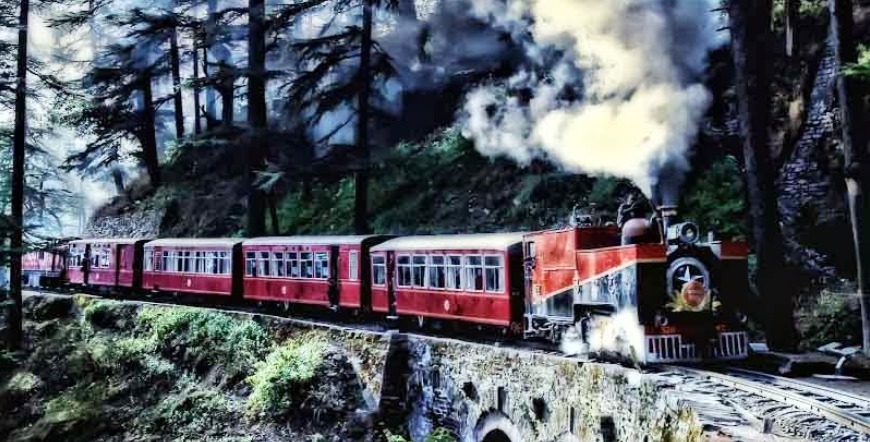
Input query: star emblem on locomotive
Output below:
<box><xmin>667</xmin><ymin>257</ymin><xmax>712</xmax><ymax>312</ymax></box>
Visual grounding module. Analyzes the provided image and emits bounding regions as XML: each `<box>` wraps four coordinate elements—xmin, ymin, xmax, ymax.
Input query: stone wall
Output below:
<box><xmin>777</xmin><ymin>31</ymin><xmax>849</xmax><ymax>278</ymax></box>
<box><xmin>401</xmin><ymin>336</ymin><xmax>702</xmax><ymax>442</ymax></box>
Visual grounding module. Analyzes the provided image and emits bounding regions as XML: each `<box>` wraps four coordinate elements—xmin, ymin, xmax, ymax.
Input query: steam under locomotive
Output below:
<box><xmin>22</xmin><ymin>205</ymin><xmax>749</xmax><ymax>364</ymax></box>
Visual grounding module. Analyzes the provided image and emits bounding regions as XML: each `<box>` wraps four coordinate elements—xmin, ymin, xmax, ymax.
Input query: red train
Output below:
<box><xmin>22</xmin><ymin>207</ymin><xmax>750</xmax><ymax>363</ymax></box>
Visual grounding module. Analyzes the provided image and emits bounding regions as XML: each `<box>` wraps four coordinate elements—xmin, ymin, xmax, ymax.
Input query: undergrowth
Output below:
<box><xmin>246</xmin><ymin>334</ymin><xmax>327</xmax><ymax>417</ymax></box>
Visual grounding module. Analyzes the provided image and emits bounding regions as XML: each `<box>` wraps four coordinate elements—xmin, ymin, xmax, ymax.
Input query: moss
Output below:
<box><xmin>2</xmin><ymin>371</ymin><xmax>42</xmax><ymax>394</ymax></box>
<box><xmin>246</xmin><ymin>334</ymin><xmax>327</xmax><ymax>418</ymax></box>
<box><xmin>42</xmin><ymin>381</ymin><xmax>113</xmax><ymax>425</ymax></box>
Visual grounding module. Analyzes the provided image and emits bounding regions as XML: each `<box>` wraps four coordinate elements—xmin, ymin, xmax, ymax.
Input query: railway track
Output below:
<box><xmin>662</xmin><ymin>365</ymin><xmax>870</xmax><ymax>436</ymax></box>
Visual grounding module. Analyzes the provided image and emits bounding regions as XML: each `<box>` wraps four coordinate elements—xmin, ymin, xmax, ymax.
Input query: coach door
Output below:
<box><xmin>386</xmin><ymin>251</ymin><xmax>397</xmax><ymax>318</ymax></box>
<box><xmin>114</xmin><ymin>244</ymin><xmax>124</xmax><ymax>288</ymax></box>
<box><xmin>83</xmin><ymin>244</ymin><xmax>92</xmax><ymax>285</ymax></box>
<box><xmin>328</xmin><ymin>245</ymin><xmax>340</xmax><ymax>308</ymax></box>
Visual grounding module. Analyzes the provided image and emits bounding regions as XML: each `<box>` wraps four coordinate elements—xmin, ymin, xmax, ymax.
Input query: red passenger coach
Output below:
<box><xmin>242</xmin><ymin>236</ymin><xmax>390</xmax><ymax>309</ymax></box>
<box><xmin>142</xmin><ymin>238</ymin><xmax>242</xmax><ymax>297</ymax></box>
<box><xmin>65</xmin><ymin>239</ymin><xmax>150</xmax><ymax>291</ymax></box>
<box><xmin>23</xmin><ymin>247</ymin><xmax>66</xmax><ymax>288</ymax></box>
<box><xmin>369</xmin><ymin>233</ymin><xmax>526</xmax><ymax>329</ymax></box>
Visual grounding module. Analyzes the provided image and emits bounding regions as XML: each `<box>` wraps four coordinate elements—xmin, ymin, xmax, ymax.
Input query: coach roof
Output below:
<box><xmin>243</xmin><ymin>235</ymin><xmax>386</xmax><ymax>246</ymax></box>
<box><xmin>144</xmin><ymin>238</ymin><xmax>243</xmax><ymax>248</ymax></box>
<box><xmin>371</xmin><ymin>233</ymin><xmax>525</xmax><ymax>252</ymax></box>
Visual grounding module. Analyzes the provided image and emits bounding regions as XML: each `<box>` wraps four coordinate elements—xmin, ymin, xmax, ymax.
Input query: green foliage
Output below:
<box><xmin>797</xmin><ymin>283</ymin><xmax>862</xmax><ymax>350</ymax></box>
<box><xmin>845</xmin><ymin>45</ymin><xmax>870</xmax><ymax>81</ymax></box>
<box><xmin>278</xmin><ymin>127</ymin><xmax>602</xmax><ymax>235</ymax></box>
<box><xmin>381</xmin><ymin>428</ymin><xmax>455</xmax><ymax>442</ymax></box>
<box><xmin>681</xmin><ymin>157</ymin><xmax>747</xmax><ymax>240</ymax></box>
<box><xmin>425</xmin><ymin>428</ymin><xmax>457</xmax><ymax>442</ymax></box>
<box><xmin>772</xmin><ymin>0</ymin><xmax>828</xmax><ymax>29</ymax></box>
<box><xmin>1</xmin><ymin>371</ymin><xmax>41</xmax><ymax>394</ymax></box>
<box><xmin>135</xmin><ymin>306</ymin><xmax>269</xmax><ymax>377</ymax></box>
<box><xmin>43</xmin><ymin>381</ymin><xmax>112</xmax><ymax>424</ymax></box>
<box><xmin>246</xmin><ymin>336</ymin><xmax>327</xmax><ymax>418</ymax></box>
<box><xmin>141</xmin><ymin>376</ymin><xmax>231</xmax><ymax>433</ymax></box>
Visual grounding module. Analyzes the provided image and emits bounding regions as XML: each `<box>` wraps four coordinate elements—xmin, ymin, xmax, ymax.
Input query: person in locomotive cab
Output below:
<box><xmin>617</xmin><ymin>193</ymin><xmax>660</xmax><ymax>245</ymax></box>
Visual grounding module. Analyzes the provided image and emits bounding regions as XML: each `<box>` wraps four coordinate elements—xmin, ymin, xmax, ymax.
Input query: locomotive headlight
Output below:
<box><xmin>654</xmin><ymin>312</ymin><xmax>669</xmax><ymax>327</ymax></box>
<box><xmin>668</xmin><ymin>222</ymin><xmax>701</xmax><ymax>245</ymax></box>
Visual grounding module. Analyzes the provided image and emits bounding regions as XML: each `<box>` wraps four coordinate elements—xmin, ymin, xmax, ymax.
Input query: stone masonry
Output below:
<box><xmin>777</xmin><ymin>30</ymin><xmax>846</xmax><ymax>278</ymax></box>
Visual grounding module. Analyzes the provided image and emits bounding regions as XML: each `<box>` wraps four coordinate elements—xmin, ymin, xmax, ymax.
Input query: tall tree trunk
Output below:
<box><xmin>141</xmin><ymin>73</ymin><xmax>162</xmax><ymax>187</ymax></box>
<box><xmin>268</xmin><ymin>192</ymin><xmax>279</xmax><ymax>235</ymax></box>
<box><xmin>111</xmin><ymin>167</ymin><xmax>125</xmax><ymax>194</ymax></box>
<box><xmin>8</xmin><ymin>0</ymin><xmax>29</xmax><ymax>350</ymax></box>
<box><xmin>193</xmin><ymin>42</ymin><xmax>202</xmax><ymax>135</ymax></box>
<box><xmin>169</xmin><ymin>26</ymin><xmax>185</xmax><ymax>139</ymax></box>
<box><xmin>830</xmin><ymin>0</ymin><xmax>870</xmax><ymax>355</ymax></box>
<box><xmin>246</xmin><ymin>0</ymin><xmax>267</xmax><ymax>236</ymax></box>
<box><xmin>219</xmin><ymin>62</ymin><xmax>234</xmax><ymax>127</ymax></box>
<box><xmin>785</xmin><ymin>0</ymin><xmax>798</xmax><ymax>57</ymax></box>
<box><xmin>205</xmin><ymin>0</ymin><xmax>218</xmax><ymax>121</ymax></box>
<box><xmin>354</xmin><ymin>0</ymin><xmax>372</xmax><ymax>235</ymax></box>
<box><xmin>728</xmin><ymin>0</ymin><xmax>797</xmax><ymax>350</ymax></box>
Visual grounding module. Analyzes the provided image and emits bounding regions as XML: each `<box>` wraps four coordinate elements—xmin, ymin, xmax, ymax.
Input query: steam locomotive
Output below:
<box><xmin>22</xmin><ymin>206</ymin><xmax>749</xmax><ymax>363</ymax></box>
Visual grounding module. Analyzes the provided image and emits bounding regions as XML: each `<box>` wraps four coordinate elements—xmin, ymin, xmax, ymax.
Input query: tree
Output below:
<box><xmin>8</xmin><ymin>0</ymin><xmax>30</xmax><ymax>349</ymax></box>
<box><xmin>830</xmin><ymin>0</ymin><xmax>870</xmax><ymax>356</ymax></box>
<box><xmin>285</xmin><ymin>0</ymin><xmax>398</xmax><ymax>234</ymax></box>
<box><xmin>246</xmin><ymin>0</ymin><xmax>267</xmax><ymax>236</ymax></box>
<box><xmin>62</xmin><ymin>38</ymin><xmax>164</xmax><ymax>187</ymax></box>
<box><xmin>728</xmin><ymin>0</ymin><xmax>798</xmax><ymax>350</ymax></box>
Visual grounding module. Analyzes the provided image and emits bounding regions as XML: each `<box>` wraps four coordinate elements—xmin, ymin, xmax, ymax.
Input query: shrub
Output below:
<box><xmin>142</xmin><ymin>376</ymin><xmax>231</xmax><ymax>432</ymax></box>
<box><xmin>136</xmin><ymin>306</ymin><xmax>269</xmax><ymax>377</ymax></box>
<box><xmin>246</xmin><ymin>336</ymin><xmax>326</xmax><ymax>418</ymax></box>
<box><xmin>426</xmin><ymin>428</ymin><xmax>457</xmax><ymax>442</ymax></box>
<box><xmin>797</xmin><ymin>288</ymin><xmax>863</xmax><ymax>351</ymax></box>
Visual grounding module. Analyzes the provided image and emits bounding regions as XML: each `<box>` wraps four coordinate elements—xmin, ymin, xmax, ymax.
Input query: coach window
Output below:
<box><xmin>218</xmin><ymin>251</ymin><xmax>229</xmax><ymax>275</ymax></box>
<box><xmin>485</xmin><ymin>255</ymin><xmax>504</xmax><ymax>293</ymax></box>
<box><xmin>161</xmin><ymin>251</ymin><xmax>169</xmax><ymax>272</ymax></box>
<box><xmin>349</xmin><ymin>251</ymin><xmax>359</xmax><ymax>281</ymax></box>
<box><xmin>397</xmin><ymin>255</ymin><xmax>412</xmax><ymax>287</ymax></box>
<box><xmin>102</xmin><ymin>248</ymin><xmax>111</xmax><ymax>268</ymax></box>
<box><xmin>372</xmin><ymin>255</ymin><xmax>386</xmax><ymax>285</ymax></box>
<box><xmin>412</xmin><ymin>255</ymin><xmax>427</xmax><ymax>288</ymax></box>
<box><xmin>300</xmin><ymin>252</ymin><xmax>313</xmax><ymax>278</ymax></box>
<box><xmin>246</xmin><ymin>252</ymin><xmax>257</xmax><ymax>277</ymax></box>
<box><xmin>428</xmin><ymin>255</ymin><xmax>446</xmax><ymax>288</ymax></box>
<box><xmin>258</xmin><ymin>252</ymin><xmax>271</xmax><ymax>277</ymax></box>
<box><xmin>314</xmin><ymin>252</ymin><xmax>329</xmax><ymax>279</ymax></box>
<box><xmin>273</xmin><ymin>252</ymin><xmax>285</xmax><ymax>277</ymax></box>
<box><xmin>287</xmin><ymin>252</ymin><xmax>300</xmax><ymax>278</ymax></box>
<box><xmin>193</xmin><ymin>252</ymin><xmax>202</xmax><ymax>273</ymax></box>
<box><xmin>446</xmin><ymin>255</ymin><xmax>462</xmax><ymax>290</ymax></box>
<box><xmin>465</xmin><ymin>256</ymin><xmax>484</xmax><ymax>291</ymax></box>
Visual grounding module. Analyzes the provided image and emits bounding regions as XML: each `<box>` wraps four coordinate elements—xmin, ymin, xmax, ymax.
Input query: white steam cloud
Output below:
<box><xmin>459</xmin><ymin>0</ymin><xmax>723</xmax><ymax>198</ymax></box>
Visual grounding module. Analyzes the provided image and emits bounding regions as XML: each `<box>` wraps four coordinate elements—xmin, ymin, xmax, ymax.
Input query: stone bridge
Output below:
<box><xmin>375</xmin><ymin>333</ymin><xmax>699</xmax><ymax>442</ymax></box>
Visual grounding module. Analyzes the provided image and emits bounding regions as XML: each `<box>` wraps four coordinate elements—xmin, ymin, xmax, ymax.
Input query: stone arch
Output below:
<box><xmin>473</xmin><ymin>411</ymin><xmax>522</xmax><ymax>442</ymax></box>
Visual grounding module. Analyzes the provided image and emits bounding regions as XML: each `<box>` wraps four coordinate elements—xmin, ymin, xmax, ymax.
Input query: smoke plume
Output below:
<box><xmin>458</xmin><ymin>0</ymin><xmax>723</xmax><ymax>198</ymax></box>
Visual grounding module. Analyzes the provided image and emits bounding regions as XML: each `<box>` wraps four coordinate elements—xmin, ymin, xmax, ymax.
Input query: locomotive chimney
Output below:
<box><xmin>658</xmin><ymin>205</ymin><xmax>678</xmax><ymax>243</ymax></box>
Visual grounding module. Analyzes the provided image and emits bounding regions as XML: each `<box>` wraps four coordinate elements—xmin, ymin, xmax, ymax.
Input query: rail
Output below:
<box><xmin>664</xmin><ymin>365</ymin><xmax>870</xmax><ymax>435</ymax></box>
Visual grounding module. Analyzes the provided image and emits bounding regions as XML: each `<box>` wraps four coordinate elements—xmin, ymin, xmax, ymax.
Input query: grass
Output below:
<box><xmin>246</xmin><ymin>334</ymin><xmax>328</xmax><ymax>418</ymax></box>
